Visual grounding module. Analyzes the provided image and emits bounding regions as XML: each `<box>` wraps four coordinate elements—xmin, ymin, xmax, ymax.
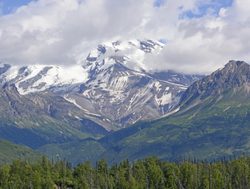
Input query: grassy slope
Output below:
<box><xmin>0</xmin><ymin>88</ymin><xmax>108</xmax><ymax>149</ymax></box>
<box><xmin>99</xmin><ymin>89</ymin><xmax>250</xmax><ymax>162</ymax></box>
<box><xmin>35</xmin><ymin>73</ymin><xmax>250</xmax><ymax>164</ymax></box>
<box><xmin>38</xmin><ymin>138</ymin><xmax>106</xmax><ymax>165</ymax></box>
<box><xmin>0</xmin><ymin>139</ymin><xmax>41</xmax><ymax>164</ymax></box>
<box><xmin>38</xmin><ymin>90</ymin><xmax>250</xmax><ymax>164</ymax></box>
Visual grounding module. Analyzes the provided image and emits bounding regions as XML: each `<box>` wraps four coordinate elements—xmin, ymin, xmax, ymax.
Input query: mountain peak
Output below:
<box><xmin>220</xmin><ymin>60</ymin><xmax>250</xmax><ymax>79</ymax></box>
<box><xmin>179</xmin><ymin>60</ymin><xmax>250</xmax><ymax>108</ymax></box>
<box><xmin>224</xmin><ymin>60</ymin><xmax>249</xmax><ymax>71</ymax></box>
<box><xmin>227</xmin><ymin>60</ymin><xmax>247</xmax><ymax>66</ymax></box>
<box><xmin>83</xmin><ymin>39</ymin><xmax>165</xmax><ymax>75</ymax></box>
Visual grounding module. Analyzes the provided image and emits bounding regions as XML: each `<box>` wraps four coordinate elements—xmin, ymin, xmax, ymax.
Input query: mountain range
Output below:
<box><xmin>40</xmin><ymin>60</ymin><xmax>250</xmax><ymax>164</ymax></box>
<box><xmin>0</xmin><ymin>39</ymin><xmax>202</xmax><ymax>148</ymax></box>
<box><xmin>0</xmin><ymin>39</ymin><xmax>249</xmax><ymax>165</ymax></box>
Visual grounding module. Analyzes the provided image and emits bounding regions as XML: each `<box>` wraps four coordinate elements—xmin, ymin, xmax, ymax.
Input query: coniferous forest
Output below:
<box><xmin>0</xmin><ymin>156</ymin><xmax>250</xmax><ymax>189</ymax></box>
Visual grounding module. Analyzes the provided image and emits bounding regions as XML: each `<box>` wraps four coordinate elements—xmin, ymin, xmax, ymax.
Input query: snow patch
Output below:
<box><xmin>1</xmin><ymin>64</ymin><xmax>88</xmax><ymax>95</ymax></box>
<box><xmin>64</xmin><ymin>95</ymin><xmax>101</xmax><ymax>117</ymax></box>
<box><xmin>155</xmin><ymin>93</ymin><xmax>172</xmax><ymax>106</ymax></box>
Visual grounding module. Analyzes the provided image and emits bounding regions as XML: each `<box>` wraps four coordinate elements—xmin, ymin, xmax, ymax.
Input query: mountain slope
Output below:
<box><xmin>0</xmin><ymin>139</ymin><xmax>41</xmax><ymax>164</ymax></box>
<box><xmin>0</xmin><ymin>84</ymin><xmax>107</xmax><ymax>148</ymax></box>
<box><xmin>40</xmin><ymin>60</ymin><xmax>250</xmax><ymax>164</ymax></box>
<box><xmin>68</xmin><ymin>63</ymin><xmax>186</xmax><ymax>128</ymax></box>
<box><xmin>100</xmin><ymin>60</ymin><xmax>250</xmax><ymax>162</ymax></box>
<box><xmin>38</xmin><ymin>138</ymin><xmax>106</xmax><ymax>165</ymax></box>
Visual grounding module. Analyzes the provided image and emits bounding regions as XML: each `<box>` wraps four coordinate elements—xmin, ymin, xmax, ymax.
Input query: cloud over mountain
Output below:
<box><xmin>0</xmin><ymin>0</ymin><xmax>249</xmax><ymax>74</ymax></box>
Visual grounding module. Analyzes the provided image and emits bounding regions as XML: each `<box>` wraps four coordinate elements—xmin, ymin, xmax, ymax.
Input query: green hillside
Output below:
<box><xmin>40</xmin><ymin>93</ymin><xmax>250</xmax><ymax>164</ymax></box>
<box><xmin>0</xmin><ymin>139</ymin><xmax>41</xmax><ymax>164</ymax></box>
<box><xmin>0</xmin><ymin>86</ymin><xmax>107</xmax><ymax>148</ymax></box>
<box><xmin>38</xmin><ymin>138</ymin><xmax>106</xmax><ymax>165</ymax></box>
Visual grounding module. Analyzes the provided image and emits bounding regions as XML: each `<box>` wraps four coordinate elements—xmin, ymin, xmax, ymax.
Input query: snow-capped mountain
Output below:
<box><xmin>0</xmin><ymin>39</ymin><xmax>202</xmax><ymax>130</ymax></box>
<box><xmin>83</xmin><ymin>39</ymin><xmax>164</xmax><ymax>75</ymax></box>
<box><xmin>0</xmin><ymin>64</ymin><xmax>87</xmax><ymax>95</ymax></box>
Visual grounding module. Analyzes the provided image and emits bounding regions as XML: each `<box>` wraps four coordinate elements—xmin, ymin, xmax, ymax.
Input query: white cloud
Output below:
<box><xmin>146</xmin><ymin>0</ymin><xmax>250</xmax><ymax>74</ymax></box>
<box><xmin>0</xmin><ymin>0</ymin><xmax>249</xmax><ymax>75</ymax></box>
<box><xmin>0</xmin><ymin>0</ymin><xmax>197</xmax><ymax>66</ymax></box>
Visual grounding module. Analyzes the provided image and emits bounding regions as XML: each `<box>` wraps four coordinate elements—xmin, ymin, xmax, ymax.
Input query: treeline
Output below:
<box><xmin>0</xmin><ymin>156</ymin><xmax>250</xmax><ymax>189</ymax></box>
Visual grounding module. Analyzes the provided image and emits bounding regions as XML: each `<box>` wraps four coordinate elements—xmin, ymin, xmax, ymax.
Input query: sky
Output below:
<box><xmin>0</xmin><ymin>0</ymin><xmax>249</xmax><ymax>74</ymax></box>
<box><xmin>0</xmin><ymin>0</ymin><xmax>33</xmax><ymax>14</ymax></box>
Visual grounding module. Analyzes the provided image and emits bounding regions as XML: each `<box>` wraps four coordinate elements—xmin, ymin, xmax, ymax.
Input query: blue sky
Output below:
<box><xmin>0</xmin><ymin>0</ymin><xmax>33</xmax><ymax>14</ymax></box>
<box><xmin>183</xmin><ymin>0</ymin><xmax>233</xmax><ymax>18</ymax></box>
<box><xmin>154</xmin><ymin>0</ymin><xmax>166</xmax><ymax>7</ymax></box>
<box><xmin>1</xmin><ymin>0</ymin><xmax>233</xmax><ymax>17</ymax></box>
<box><xmin>154</xmin><ymin>0</ymin><xmax>233</xmax><ymax>18</ymax></box>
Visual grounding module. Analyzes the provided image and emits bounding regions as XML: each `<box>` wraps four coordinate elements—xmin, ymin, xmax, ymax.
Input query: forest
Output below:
<box><xmin>0</xmin><ymin>156</ymin><xmax>249</xmax><ymax>189</ymax></box>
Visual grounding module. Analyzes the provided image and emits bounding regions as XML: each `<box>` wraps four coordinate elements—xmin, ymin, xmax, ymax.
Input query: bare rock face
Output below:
<box><xmin>179</xmin><ymin>60</ymin><xmax>250</xmax><ymax>108</ymax></box>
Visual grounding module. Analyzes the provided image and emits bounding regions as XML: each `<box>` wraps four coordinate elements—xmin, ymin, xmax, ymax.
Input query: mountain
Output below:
<box><xmin>0</xmin><ymin>139</ymin><xmax>41</xmax><ymax>164</ymax></box>
<box><xmin>0</xmin><ymin>84</ymin><xmax>108</xmax><ymax>148</ymax></box>
<box><xmin>39</xmin><ymin>60</ymin><xmax>250</xmax><ymax>164</ymax></box>
<box><xmin>0</xmin><ymin>39</ymin><xmax>202</xmax><ymax>130</ymax></box>
<box><xmin>179</xmin><ymin>60</ymin><xmax>250</xmax><ymax>109</ymax></box>
<box><xmin>103</xmin><ymin>60</ymin><xmax>250</xmax><ymax>162</ymax></box>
